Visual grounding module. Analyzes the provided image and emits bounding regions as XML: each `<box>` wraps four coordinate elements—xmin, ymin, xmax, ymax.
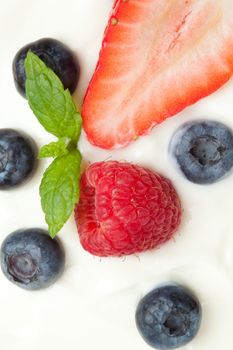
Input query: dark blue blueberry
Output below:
<box><xmin>135</xmin><ymin>284</ymin><xmax>202</xmax><ymax>350</ymax></box>
<box><xmin>13</xmin><ymin>38</ymin><xmax>80</xmax><ymax>97</ymax></box>
<box><xmin>0</xmin><ymin>228</ymin><xmax>65</xmax><ymax>290</ymax></box>
<box><xmin>170</xmin><ymin>121</ymin><xmax>233</xmax><ymax>184</ymax></box>
<box><xmin>0</xmin><ymin>129</ymin><xmax>37</xmax><ymax>189</ymax></box>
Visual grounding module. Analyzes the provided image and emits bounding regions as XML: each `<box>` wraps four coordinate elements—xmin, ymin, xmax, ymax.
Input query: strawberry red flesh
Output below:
<box><xmin>82</xmin><ymin>0</ymin><xmax>233</xmax><ymax>149</ymax></box>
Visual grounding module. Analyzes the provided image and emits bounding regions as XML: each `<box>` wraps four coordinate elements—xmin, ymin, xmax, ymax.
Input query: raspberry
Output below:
<box><xmin>75</xmin><ymin>161</ymin><xmax>182</xmax><ymax>257</ymax></box>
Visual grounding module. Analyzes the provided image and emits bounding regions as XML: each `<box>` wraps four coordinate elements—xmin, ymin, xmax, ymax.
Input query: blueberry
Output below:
<box><xmin>0</xmin><ymin>129</ymin><xmax>37</xmax><ymax>189</ymax></box>
<box><xmin>0</xmin><ymin>228</ymin><xmax>65</xmax><ymax>290</ymax></box>
<box><xmin>170</xmin><ymin>121</ymin><xmax>233</xmax><ymax>184</ymax></box>
<box><xmin>13</xmin><ymin>38</ymin><xmax>80</xmax><ymax>97</ymax></box>
<box><xmin>135</xmin><ymin>284</ymin><xmax>202</xmax><ymax>350</ymax></box>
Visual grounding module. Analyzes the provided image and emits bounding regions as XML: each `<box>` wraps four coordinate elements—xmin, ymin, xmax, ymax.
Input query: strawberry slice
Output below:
<box><xmin>82</xmin><ymin>0</ymin><xmax>233</xmax><ymax>149</ymax></box>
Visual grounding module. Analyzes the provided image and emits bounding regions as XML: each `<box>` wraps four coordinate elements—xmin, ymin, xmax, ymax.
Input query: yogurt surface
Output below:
<box><xmin>0</xmin><ymin>1</ymin><xmax>233</xmax><ymax>349</ymax></box>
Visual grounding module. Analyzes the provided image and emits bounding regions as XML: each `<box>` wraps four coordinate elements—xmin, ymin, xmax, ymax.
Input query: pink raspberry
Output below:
<box><xmin>75</xmin><ymin>161</ymin><xmax>182</xmax><ymax>257</ymax></box>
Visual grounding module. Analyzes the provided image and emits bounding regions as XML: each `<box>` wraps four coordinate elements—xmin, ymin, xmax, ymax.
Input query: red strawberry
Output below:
<box><xmin>82</xmin><ymin>0</ymin><xmax>233</xmax><ymax>149</ymax></box>
<box><xmin>74</xmin><ymin>161</ymin><xmax>182</xmax><ymax>257</ymax></box>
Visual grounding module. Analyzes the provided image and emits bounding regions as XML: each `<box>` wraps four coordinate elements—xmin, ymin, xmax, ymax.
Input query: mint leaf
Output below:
<box><xmin>38</xmin><ymin>139</ymin><xmax>70</xmax><ymax>159</ymax></box>
<box><xmin>24</xmin><ymin>51</ymin><xmax>82</xmax><ymax>142</ymax></box>
<box><xmin>40</xmin><ymin>150</ymin><xmax>82</xmax><ymax>238</ymax></box>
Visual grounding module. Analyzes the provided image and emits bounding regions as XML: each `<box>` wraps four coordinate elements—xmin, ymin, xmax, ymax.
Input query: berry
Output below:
<box><xmin>0</xmin><ymin>228</ymin><xmax>65</xmax><ymax>290</ymax></box>
<box><xmin>0</xmin><ymin>129</ymin><xmax>37</xmax><ymax>189</ymax></box>
<box><xmin>135</xmin><ymin>284</ymin><xmax>202</xmax><ymax>350</ymax></box>
<box><xmin>13</xmin><ymin>38</ymin><xmax>79</xmax><ymax>97</ymax></box>
<box><xmin>75</xmin><ymin>161</ymin><xmax>181</xmax><ymax>257</ymax></box>
<box><xmin>170</xmin><ymin>121</ymin><xmax>233</xmax><ymax>184</ymax></box>
<box><xmin>82</xmin><ymin>0</ymin><xmax>233</xmax><ymax>149</ymax></box>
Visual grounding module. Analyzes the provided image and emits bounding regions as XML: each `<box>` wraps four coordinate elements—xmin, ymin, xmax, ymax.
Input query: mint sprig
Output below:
<box><xmin>25</xmin><ymin>51</ymin><xmax>82</xmax><ymax>237</ymax></box>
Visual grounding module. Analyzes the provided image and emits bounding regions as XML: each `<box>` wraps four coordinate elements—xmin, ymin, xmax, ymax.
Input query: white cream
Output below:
<box><xmin>0</xmin><ymin>1</ymin><xmax>233</xmax><ymax>349</ymax></box>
